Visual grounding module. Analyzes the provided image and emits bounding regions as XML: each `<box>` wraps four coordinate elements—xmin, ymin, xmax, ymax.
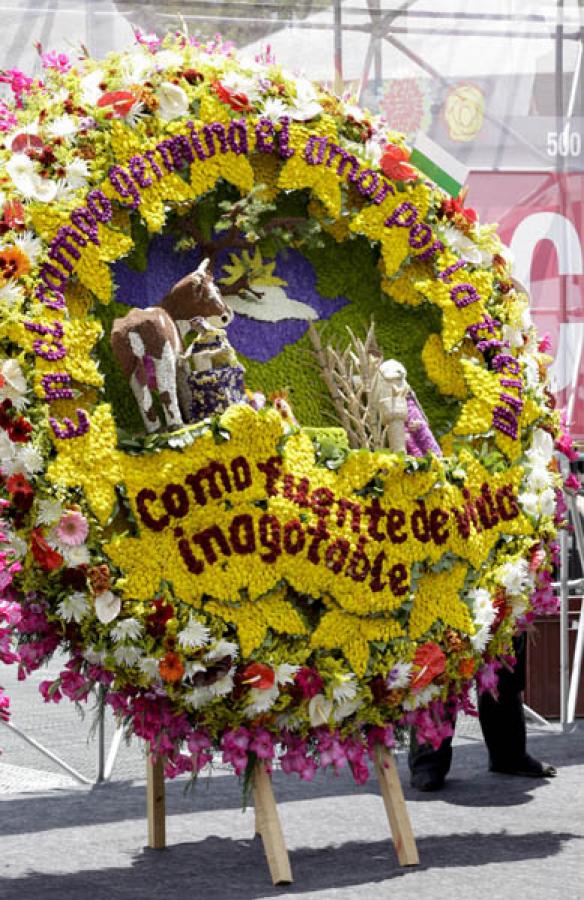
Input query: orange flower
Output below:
<box><xmin>0</xmin><ymin>245</ymin><xmax>30</xmax><ymax>280</ymax></box>
<box><xmin>159</xmin><ymin>651</ymin><xmax>185</xmax><ymax>683</ymax></box>
<box><xmin>458</xmin><ymin>657</ymin><xmax>476</xmax><ymax>679</ymax></box>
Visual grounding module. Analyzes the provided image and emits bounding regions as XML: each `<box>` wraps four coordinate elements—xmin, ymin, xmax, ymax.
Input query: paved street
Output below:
<box><xmin>1</xmin><ymin>658</ymin><xmax>583</xmax><ymax>900</ymax></box>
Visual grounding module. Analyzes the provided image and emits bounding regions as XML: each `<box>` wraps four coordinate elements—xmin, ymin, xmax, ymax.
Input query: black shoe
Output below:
<box><xmin>489</xmin><ymin>754</ymin><xmax>557</xmax><ymax>778</ymax></box>
<box><xmin>410</xmin><ymin>772</ymin><xmax>446</xmax><ymax>792</ymax></box>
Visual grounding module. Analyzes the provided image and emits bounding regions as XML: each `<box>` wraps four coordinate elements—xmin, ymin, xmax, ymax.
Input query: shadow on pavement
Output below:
<box><xmin>0</xmin><ymin>829</ymin><xmax>579</xmax><ymax>900</ymax></box>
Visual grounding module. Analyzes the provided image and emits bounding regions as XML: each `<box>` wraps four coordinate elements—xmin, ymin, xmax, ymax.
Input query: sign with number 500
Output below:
<box><xmin>547</xmin><ymin>129</ymin><xmax>582</xmax><ymax>158</ymax></box>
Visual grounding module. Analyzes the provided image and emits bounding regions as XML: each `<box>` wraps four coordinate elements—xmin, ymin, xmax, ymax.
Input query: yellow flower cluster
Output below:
<box><xmin>421</xmin><ymin>334</ymin><xmax>468</xmax><ymax>399</ymax></box>
<box><xmin>311</xmin><ymin>608</ymin><xmax>404</xmax><ymax>677</ymax></box>
<box><xmin>205</xmin><ymin>589</ymin><xmax>308</xmax><ymax>658</ymax></box>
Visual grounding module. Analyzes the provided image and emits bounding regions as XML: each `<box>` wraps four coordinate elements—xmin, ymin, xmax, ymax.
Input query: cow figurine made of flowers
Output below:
<box><xmin>111</xmin><ymin>258</ymin><xmax>234</xmax><ymax>433</ymax></box>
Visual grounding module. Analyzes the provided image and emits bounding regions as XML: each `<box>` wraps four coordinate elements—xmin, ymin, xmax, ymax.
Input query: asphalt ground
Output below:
<box><xmin>1</xmin><ymin>656</ymin><xmax>583</xmax><ymax>900</ymax></box>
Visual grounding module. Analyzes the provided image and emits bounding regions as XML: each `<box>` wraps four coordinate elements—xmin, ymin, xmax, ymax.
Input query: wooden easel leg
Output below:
<box><xmin>374</xmin><ymin>746</ymin><xmax>419</xmax><ymax>866</ymax></box>
<box><xmin>146</xmin><ymin>750</ymin><xmax>166</xmax><ymax>849</ymax></box>
<box><xmin>253</xmin><ymin>762</ymin><xmax>293</xmax><ymax>884</ymax></box>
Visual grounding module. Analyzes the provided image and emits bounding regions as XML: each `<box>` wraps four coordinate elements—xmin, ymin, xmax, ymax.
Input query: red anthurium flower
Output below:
<box><xmin>97</xmin><ymin>90</ymin><xmax>137</xmax><ymax>118</ymax></box>
<box><xmin>241</xmin><ymin>662</ymin><xmax>275</xmax><ymax>690</ymax></box>
<box><xmin>212</xmin><ymin>80</ymin><xmax>251</xmax><ymax>112</ymax></box>
<box><xmin>30</xmin><ymin>528</ymin><xmax>64</xmax><ymax>571</ymax></box>
<box><xmin>410</xmin><ymin>642</ymin><xmax>446</xmax><ymax>691</ymax></box>
<box><xmin>11</xmin><ymin>132</ymin><xmax>44</xmax><ymax>154</ymax></box>
<box><xmin>380</xmin><ymin>144</ymin><xmax>417</xmax><ymax>182</ymax></box>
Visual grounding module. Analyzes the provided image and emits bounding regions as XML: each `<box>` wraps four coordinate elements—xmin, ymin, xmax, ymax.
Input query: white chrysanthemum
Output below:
<box><xmin>94</xmin><ymin>590</ymin><xmax>121</xmax><ymax>624</ymax></box>
<box><xmin>308</xmin><ymin>693</ymin><xmax>333</xmax><ymax>727</ymax></box>
<box><xmin>6</xmin><ymin>154</ymin><xmax>58</xmax><ymax>202</ymax></box>
<box><xmin>60</xmin><ymin>543</ymin><xmax>90</xmax><ymax>567</ymax></box>
<box><xmin>65</xmin><ymin>158</ymin><xmax>90</xmax><ymax>188</ymax></box>
<box><xmin>0</xmin><ymin>280</ymin><xmax>24</xmax><ymax>307</ymax></box>
<box><xmin>83</xmin><ymin>645</ymin><xmax>107</xmax><ymax>665</ymax></box>
<box><xmin>289</xmin><ymin>78</ymin><xmax>322</xmax><ymax>121</ymax></box>
<box><xmin>245</xmin><ymin>684</ymin><xmax>279</xmax><ymax>716</ymax></box>
<box><xmin>275</xmin><ymin>663</ymin><xmax>300</xmax><ymax>685</ymax></box>
<box><xmin>332</xmin><ymin>672</ymin><xmax>358</xmax><ymax>703</ymax></box>
<box><xmin>403</xmin><ymin>683</ymin><xmax>441</xmax><ymax>710</ymax></box>
<box><xmin>386</xmin><ymin>662</ymin><xmax>412</xmax><ymax>689</ymax></box>
<box><xmin>178</xmin><ymin>616</ymin><xmax>211</xmax><ymax>649</ymax></box>
<box><xmin>185</xmin><ymin>685</ymin><xmax>214</xmax><ymax>709</ymax></box>
<box><xmin>79</xmin><ymin>68</ymin><xmax>104</xmax><ymax>105</ymax></box>
<box><xmin>53</xmin><ymin>179</ymin><xmax>79</xmax><ymax>202</ymax></box>
<box><xmin>57</xmin><ymin>591</ymin><xmax>90</xmax><ymax>623</ymax></box>
<box><xmin>332</xmin><ymin>697</ymin><xmax>363</xmax><ymax>722</ymax></box>
<box><xmin>111</xmin><ymin>617</ymin><xmax>143</xmax><ymax>643</ymax></box>
<box><xmin>204</xmin><ymin>640</ymin><xmax>238</xmax><ymax>661</ymax></box>
<box><xmin>260</xmin><ymin>97</ymin><xmax>289</xmax><ymax>120</ymax></box>
<box><xmin>46</xmin><ymin>114</ymin><xmax>78</xmax><ymax>140</ymax></box>
<box><xmin>523</xmin><ymin>356</ymin><xmax>540</xmax><ymax>390</ymax></box>
<box><xmin>36</xmin><ymin>498</ymin><xmax>64</xmax><ymax>526</ymax></box>
<box><xmin>12</xmin><ymin>230</ymin><xmax>43</xmax><ymax>265</ymax></box>
<box><xmin>113</xmin><ymin>645</ymin><xmax>143</xmax><ymax>666</ymax></box>
<box><xmin>120</xmin><ymin>51</ymin><xmax>153</xmax><ymax>85</ymax></box>
<box><xmin>156</xmin><ymin>82</ymin><xmax>189</xmax><ymax>120</ymax></box>
<box><xmin>138</xmin><ymin>657</ymin><xmax>162</xmax><ymax>680</ymax></box>
<box><xmin>18</xmin><ymin>445</ymin><xmax>43</xmax><ymax>476</ymax></box>
<box><xmin>0</xmin><ymin>359</ymin><xmax>28</xmax><ymax>409</ymax></box>
<box><xmin>498</xmin><ymin>558</ymin><xmax>530</xmax><ymax>596</ymax></box>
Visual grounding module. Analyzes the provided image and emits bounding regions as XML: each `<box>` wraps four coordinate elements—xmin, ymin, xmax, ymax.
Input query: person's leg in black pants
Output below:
<box><xmin>408</xmin><ymin>726</ymin><xmax>454</xmax><ymax>790</ymax></box>
<box><xmin>479</xmin><ymin>633</ymin><xmax>556</xmax><ymax>776</ymax></box>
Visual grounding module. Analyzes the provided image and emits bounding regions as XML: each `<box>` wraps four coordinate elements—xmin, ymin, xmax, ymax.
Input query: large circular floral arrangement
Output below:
<box><xmin>0</xmin><ymin>32</ymin><xmax>570</xmax><ymax>783</ymax></box>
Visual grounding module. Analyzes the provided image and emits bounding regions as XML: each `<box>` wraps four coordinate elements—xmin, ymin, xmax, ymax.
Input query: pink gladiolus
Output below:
<box><xmin>39</xmin><ymin>679</ymin><xmax>62</xmax><ymax>703</ymax></box>
<box><xmin>0</xmin><ymin>69</ymin><xmax>35</xmax><ymax>107</ymax></box>
<box><xmin>0</xmin><ymin>100</ymin><xmax>17</xmax><ymax>132</ymax></box>
<box><xmin>249</xmin><ymin>727</ymin><xmax>275</xmax><ymax>761</ymax></box>
<box><xmin>564</xmin><ymin>473</ymin><xmax>582</xmax><ymax>493</ymax></box>
<box><xmin>555</xmin><ymin>432</ymin><xmax>579</xmax><ymax>461</ymax></box>
<box><xmin>538</xmin><ymin>333</ymin><xmax>552</xmax><ymax>353</ymax></box>
<box><xmin>476</xmin><ymin>659</ymin><xmax>502</xmax><ymax>697</ymax></box>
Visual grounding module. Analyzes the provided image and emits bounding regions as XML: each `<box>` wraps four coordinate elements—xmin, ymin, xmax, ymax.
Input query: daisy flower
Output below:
<box><xmin>57</xmin><ymin>591</ymin><xmax>90</xmax><ymax>623</ymax></box>
<box><xmin>54</xmin><ymin>510</ymin><xmax>89</xmax><ymax>547</ymax></box>
<box><xmin>385</xmin><ymin>662</ymin><xmax>412</xmax><ymax>689</ymax></box>
<box><xmin>35</xmin><ymin>499</ymin><xmax>62</xmax><ymax>525</ymax></box>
